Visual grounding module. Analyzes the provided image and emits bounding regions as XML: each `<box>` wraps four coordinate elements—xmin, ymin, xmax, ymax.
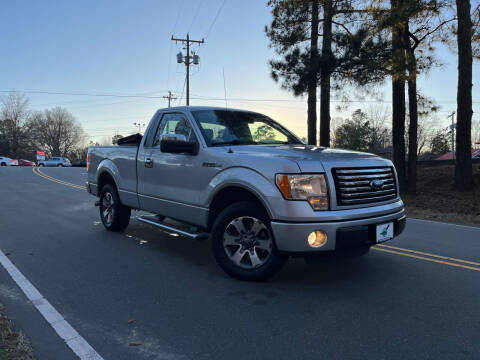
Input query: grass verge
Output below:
<box><xmin>403</xmin><ymin>164</ymin><xmax>480</xmax><ymax>226</ymax></box>
<box><xmin>0</xmin><ymin>304</ymin><xmax>34</xmax><ymax>360</ymax></box>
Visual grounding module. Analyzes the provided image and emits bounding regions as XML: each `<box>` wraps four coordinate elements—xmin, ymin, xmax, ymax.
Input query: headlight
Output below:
<box><xmin>275</xmin><ymin>174</ymin><xmax>329</xmax><ymax>210</ymax></box>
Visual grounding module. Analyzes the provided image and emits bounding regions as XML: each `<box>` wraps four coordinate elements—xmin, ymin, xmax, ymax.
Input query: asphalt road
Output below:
<box><xmin>1</xmin><ymin>167</ymin><xmax>479</xmax><ymax>360</ymax></box>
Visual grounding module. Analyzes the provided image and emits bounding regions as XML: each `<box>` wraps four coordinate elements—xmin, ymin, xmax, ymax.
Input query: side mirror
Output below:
<box><xmin>160</xmin><ymin>134</ymin><xmax>198</xmax><ymax>155</ymax></box>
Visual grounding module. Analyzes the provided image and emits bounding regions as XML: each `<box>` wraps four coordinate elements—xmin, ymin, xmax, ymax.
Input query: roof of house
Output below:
<box><xmin>435</xmin><ymin>149</ymin><xmax>480</xmax><ymax>160</ymax></box>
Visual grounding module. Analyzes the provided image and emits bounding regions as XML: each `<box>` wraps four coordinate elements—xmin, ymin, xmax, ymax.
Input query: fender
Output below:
<box><xmin>206</xmin><ymin>166</ymin><xmax>280</xmax><ymax>219</ymax></box>
<box><xmin>96</xmin><ymin>159</ymin><xmax>120</xmax><ymax>190</ymax></box>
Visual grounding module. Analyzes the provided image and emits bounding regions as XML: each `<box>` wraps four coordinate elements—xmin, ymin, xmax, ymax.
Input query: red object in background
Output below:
<box><xmin>18</xmin><ymin>159</ymin><xmax>35</xmax><ymax>166</ymax></box>
<box><xmin>435</xmin><ymin>149</ymin><xmax>480</xmax><ymax>160</ymax></box>
<box><xmin>36</xmin><ymin>151</ymin><xmax>45</xmax><ymax>156</ymax></box>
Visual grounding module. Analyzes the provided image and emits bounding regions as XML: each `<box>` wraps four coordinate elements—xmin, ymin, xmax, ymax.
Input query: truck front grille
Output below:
<box><xmin>332</xmin><ymin>167</ymin><xmax>397</xmax><ymax>206</ymax></box>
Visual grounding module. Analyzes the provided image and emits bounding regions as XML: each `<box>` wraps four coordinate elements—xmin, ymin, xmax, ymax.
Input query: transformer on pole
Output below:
<box><xmin>171</xmin><ymin>33</ymin><xmax>204</xmax><ymax>106</ymax></box>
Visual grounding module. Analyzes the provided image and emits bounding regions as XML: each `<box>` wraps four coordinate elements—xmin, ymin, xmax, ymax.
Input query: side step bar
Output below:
<box><xmin>136</xmin><ymin>216</ymin><xmax>209</xmax><ymax>240</ymax></box>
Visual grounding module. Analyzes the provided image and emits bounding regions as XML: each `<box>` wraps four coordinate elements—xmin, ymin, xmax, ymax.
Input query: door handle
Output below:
<box><xmin>145</xmin><ymin>158</ymin><xmax>153</xmax><ymax>168</ymax></box>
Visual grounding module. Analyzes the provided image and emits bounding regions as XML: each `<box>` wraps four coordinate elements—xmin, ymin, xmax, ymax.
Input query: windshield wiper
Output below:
<box><xmin>255</xmin><ymin>141</ymin><xmax>291</xmax><ymax>145</ymax></box>
<box><xmin>211</xmin><ymin>140</ymin><xmax>252</xmax><ymax>147</ymax></box>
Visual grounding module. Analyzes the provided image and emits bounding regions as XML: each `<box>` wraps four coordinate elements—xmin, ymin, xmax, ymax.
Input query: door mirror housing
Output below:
<box><xmin>160</xmin><ymin>134</ymin><xmax>198</xmax><ymax>155</ymax></box>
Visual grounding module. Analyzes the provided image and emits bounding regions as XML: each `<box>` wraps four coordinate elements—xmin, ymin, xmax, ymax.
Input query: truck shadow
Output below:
<box><xmin>125</xmin><ymin>220</ymin><xmax>395</xmax><ymax>293</ymax></box>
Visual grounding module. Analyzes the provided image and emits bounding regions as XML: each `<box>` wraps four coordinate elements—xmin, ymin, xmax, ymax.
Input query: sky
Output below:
<box><xmin>1</xmin><ymin>0</ymin><xmax>479</xmax><ymax>143</ymax></box>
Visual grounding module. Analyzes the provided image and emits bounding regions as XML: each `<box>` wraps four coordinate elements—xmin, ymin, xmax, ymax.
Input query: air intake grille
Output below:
<box><xmin>332</xmin><ymin>167</ymin><xmax>397</xmax><ymax>206</ymax></box>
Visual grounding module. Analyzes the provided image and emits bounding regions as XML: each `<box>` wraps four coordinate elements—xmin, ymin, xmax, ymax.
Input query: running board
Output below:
<box><xmin>136</xmin><ymin>216</ymin><xmax>209</xmax><ymax>240</ymax></box>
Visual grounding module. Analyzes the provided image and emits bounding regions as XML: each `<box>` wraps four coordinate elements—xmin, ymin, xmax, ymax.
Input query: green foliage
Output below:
<box><xmin>112</xmin><ymin>134</ymin><xmax>123</xmax><ymax>145</ymax></box>
<box><xmin>333</xmin><ymin>110</ymin><xmax>372</xmax><ymax>151</ymax></box>
<box><xmin>253</xmin><ymin>125</ymin><xmax>276</xmax><ymax>142</ymax></box>
<box><xmin>265</xmin><ymin>0</ymin><xmax>392</xmax><ymax>93</ymax></box>
<box><xmin>430</xmin><ymin>128</ymin><xmax>451</xmax><ymax>155</ymax></box>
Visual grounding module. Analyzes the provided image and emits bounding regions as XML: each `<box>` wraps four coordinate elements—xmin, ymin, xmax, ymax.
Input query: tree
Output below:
<box><xmin>332</xmin><ymin>109</ymin><xmax>371</xmax><ymax>151</ymax></box>
<box><xmin>266</xmin><ymin>0</ymin><xmax>319</xmax><ymax>145</ymax></box>
<box><xmin>471</xmin><ymin>2</ymin><xmax>479</xmax><ymax>58</ymax></box>
<box><xmin>430</xmin><ymin>128</ymin><xmax>451</xmax><ymax>155</ymax></box>
<box><xmin>472</xmin><ymin>119</ymin><xmax>480</xmax><ymax>145</ymax></box>
<box><xmin>28</xmin><ymin>107</ymin><xmax>85</xmax><ymax>157</ymax></box>
<box><xmin>454</xmin><ymin>0</ymin><xmax>475</xmax><ymax>190</ymax></box>
<box><xmin>266</xmin><ymin>0</ymin><xmax>388</xmax><ymax>147</ymax></box>
<box><xmin>112</xmin><ymin>134</ymin><xmax>123</xmax><ymax>145</ymax></box>
<box><xmin>0</xmin><ymin>92</ymin><xmax>31</xmax><ymax>158</ymax></box>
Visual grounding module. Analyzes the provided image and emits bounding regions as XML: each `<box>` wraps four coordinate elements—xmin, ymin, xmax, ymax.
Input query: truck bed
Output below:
<box><xmin>87</xmin><ymin>145</ymin><xmax>138</xmax><ymax>199</ymax></box>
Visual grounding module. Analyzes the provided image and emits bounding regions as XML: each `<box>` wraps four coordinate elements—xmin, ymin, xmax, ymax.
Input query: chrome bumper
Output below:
<box><xmin>271</xmin><ymin>209</ymin><xmax>406</xmax><ymax>253</ymax></box>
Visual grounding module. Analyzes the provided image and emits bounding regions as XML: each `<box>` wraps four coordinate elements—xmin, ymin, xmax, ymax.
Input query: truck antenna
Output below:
<box><xmin>223</xmin><ymin>67</ymin><xmax>228</xmax><ymax>111</ymax></box>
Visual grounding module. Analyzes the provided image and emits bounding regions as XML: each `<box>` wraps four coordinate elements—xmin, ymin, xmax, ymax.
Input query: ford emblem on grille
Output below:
<box><xmin>369</xmin><ymin>179</ymin><xmax>384</xmax><ymax>190</ymax></box>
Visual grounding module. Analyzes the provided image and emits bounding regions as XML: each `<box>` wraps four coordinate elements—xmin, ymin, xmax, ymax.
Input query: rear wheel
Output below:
<box><xmin>57</xmin><ymin>164</ymin><xmax>63</xmax><ymax>167</ymax></box>
<box><xmin>38</xmin><ymin>163</ymin><xmax>44</xmax><ymax>167</ymax></box>
<box><xmin>211</xmin><ymin>201</ymin><xmax>287</xmax><ymax>281</ymax></box>
<box><xmin>99</xmin><ymin>184</ymin><xmax>131</xmax><ymax>232</ymax></box>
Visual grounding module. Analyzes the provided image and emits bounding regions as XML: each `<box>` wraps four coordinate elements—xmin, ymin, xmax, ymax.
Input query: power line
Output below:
<box><xmin>189</xmin><ymin>0</ymin><xmax>204</xmax><ymax>32</ymax></box>
<box><xmin>0</xmin><ymin>89</ymin><xmax>168</xmax><ymax>99</ymax></box>
<box><xmin>3</xmin><ymin>89</ymin><xmax>480</xmax><ymax>105</ymax></box>
<box><xmin>163</xmin><ymin>91</ymin><xmax>177</xmax><ymax>108</ymax></box>
<box><xmin>204</xmin><ymin>0</ymin><xmax>227</xmax><ymax>39</ymax></box>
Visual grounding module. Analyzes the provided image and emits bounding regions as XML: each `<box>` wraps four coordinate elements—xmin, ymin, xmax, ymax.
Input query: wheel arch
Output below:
<box><xmin>207</xmin><ymin>184</ymin><xmax>273</xmax><ymax>230</ymax></box>
<box><xmin>97</xmin><ymin>170</ymin><xmax>118</xmax><ymax>196</ymax></box>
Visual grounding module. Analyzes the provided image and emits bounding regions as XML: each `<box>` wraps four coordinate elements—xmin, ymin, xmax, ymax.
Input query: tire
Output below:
<box><xmin>0</xmin><ymin>163</ymin><xmax>6</xmax><ymax>166</ymax></box>
<box><xmin>211</xmin><ymin>201</ymin><xmax>287</xmax><ymax>281</ymax></box>
<box><xmin>57</xmin><ymin>164</ymin><xmax>63</xmax><ymax>167</ymax></box>
<box><xmin>99</xmin><ymin>184</ymin><xmax>131</xmax><ymax>232</ymax></box>
<box><xmin>38</xmin><ymin>163</ymin><xmax>44</xmax><ymax>167</ymax></box>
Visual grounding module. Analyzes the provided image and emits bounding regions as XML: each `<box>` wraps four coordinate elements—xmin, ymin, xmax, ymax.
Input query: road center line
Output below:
<box><xmin>372</xmin><ymin>246</ymin><xmax>480</xmax><ymax>272</ymax></box>
<box><xmin>377</xmin><ymin>243</ymin><xmax>480</xmax><ymax>267</ymax></box>
<box><xmin>33</xmin><ymin>167</ymin><xmax>84</xmax><ymax>190</ymax></box>
<box><xmin>0</xmin><ymin>249</ymin><xmax>104</xmax><ymax>360</ymax></box>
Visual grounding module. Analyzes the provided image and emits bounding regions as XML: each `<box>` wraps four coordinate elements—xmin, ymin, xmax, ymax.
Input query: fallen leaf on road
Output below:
<box><xmin>128</xmin><ymin>342</ymin><xmax>142</xmax><ymax>347</ymax></box>
<box><xmin>128</xmin><ymin>319</ymin><xmax>136</xmax><ymax>324</ymax></box>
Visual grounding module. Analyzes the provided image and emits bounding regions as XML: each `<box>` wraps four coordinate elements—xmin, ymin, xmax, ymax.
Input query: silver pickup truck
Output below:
<box><xmin>87</xmin><ymin>106</ymin><xmax>406</xmax><ymax>281</ymax></box>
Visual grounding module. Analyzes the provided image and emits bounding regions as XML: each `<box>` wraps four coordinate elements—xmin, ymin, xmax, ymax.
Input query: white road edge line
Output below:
<box><xmin>0</xmin><ymin>250</ymin><xmax>104</xmax><ymax>360</ymax></box>
<box><xmin>408</xmin><ymin>217</ymin><xmax>480</xmax><ymax>231</ymax></box>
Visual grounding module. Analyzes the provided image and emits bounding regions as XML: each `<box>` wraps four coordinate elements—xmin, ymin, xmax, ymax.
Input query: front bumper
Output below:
<box><xmin>271</xmin><ymin>209</ymin><xmax>406</xmax><ymax>253</ymax></box>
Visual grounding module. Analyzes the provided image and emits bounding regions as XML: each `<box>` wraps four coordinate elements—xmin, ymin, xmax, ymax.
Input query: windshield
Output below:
<box><xmin>191</xmin><ymin>110</ymin><xmax>302</xmax><ymax>147</ymax></box>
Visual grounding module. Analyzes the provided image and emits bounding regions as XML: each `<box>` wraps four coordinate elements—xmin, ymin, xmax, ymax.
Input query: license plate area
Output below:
<box><xmin>376</xmin><ymin>222</ymin><xmax>393</xmax><ymax>243</ymax></box>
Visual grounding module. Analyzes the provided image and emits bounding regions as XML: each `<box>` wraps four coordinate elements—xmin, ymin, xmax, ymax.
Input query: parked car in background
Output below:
<box><xmin>38</xmin><ymin>157</ymin><xmax>71</xmax><ymax>167</ymax></box>
<box><xmin>18</xmin><ymin>159</ymin><xmax>36</xmax><ymax>166</ymax></box>
<box><xmin>72</xmin><ymin>160</ymin><xmax>87</xmax><ymax>167</ymax></box>
<box><xmin>0</xmin><ymin>157</ymin><xmax>18</xmax><ymax>166</ymax></box>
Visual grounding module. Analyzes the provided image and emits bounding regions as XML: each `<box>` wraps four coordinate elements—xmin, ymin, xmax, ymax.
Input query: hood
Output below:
<box><xmin>226</xmin><ymin>144</ymin><xmax>389</xmax><ymax>172</ymax></box>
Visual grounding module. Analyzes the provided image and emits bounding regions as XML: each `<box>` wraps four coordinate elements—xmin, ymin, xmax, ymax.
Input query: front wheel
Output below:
<box><xmin>211</xmin><ymin>201</ymin><xmax>287</xmax><ymax>281</ymax></box>
<box><xmin>57</xmin><ymin>164</ymin><xmax>63</xmax><ymax>167</ymax></box>
<box><xmin>99</xmin><ymin>184</ymin><xmax>131</xmax><ymax>232</ymax></box>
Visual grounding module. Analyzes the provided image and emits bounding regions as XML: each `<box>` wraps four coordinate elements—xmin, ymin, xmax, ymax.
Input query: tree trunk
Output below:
<box><xmin>405</xmin><ymin>29</ymin><xmax>418</xmax><ymax>195</ymax></box>
<box><xmin>454</xmin><ymin>0</ymin><xmax>474</xmax><ymax>191</ymax></box>
<box><xmin>319</xmin><ymin>0</ymin><xmax>333</xmax><ymax>147</ymax></box>
<box><xmin>391</xmin><ymin>0</ymin><xmax>407</xmax><ymax>193</ymax></box>
<box><xmin>307</xmin><ymin>0</ymin><xmax>319</xmax><ymax>146</ymax></box>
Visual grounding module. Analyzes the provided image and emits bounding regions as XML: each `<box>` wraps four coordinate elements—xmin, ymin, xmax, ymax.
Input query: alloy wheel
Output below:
<box><xmin>223</xmin><ymin>216</ymin><xmax>273</xmax><ymax>269</ymax></box>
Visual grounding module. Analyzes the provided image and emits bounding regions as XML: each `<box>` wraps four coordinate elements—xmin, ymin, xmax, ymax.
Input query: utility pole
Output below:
<box><xmin>171</xmin><ymin>33</ymin><xmax>204</xmax><ymax>106</ymax></box>
<box><xmin>448</xmin><ymin>112</ymin><xmax>456</xmax><ymax>160</ymax></box>
<box><xmin>163</xmin><ymin>91</ymin><xmax>177</xmax><ymax>108</ymax></box>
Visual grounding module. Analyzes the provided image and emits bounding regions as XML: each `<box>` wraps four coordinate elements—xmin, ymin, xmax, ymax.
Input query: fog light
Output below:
<box><xmin>307</xmin><ymin>231</ymin><xmax>327</xmax><ymax>248</ymax></box>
